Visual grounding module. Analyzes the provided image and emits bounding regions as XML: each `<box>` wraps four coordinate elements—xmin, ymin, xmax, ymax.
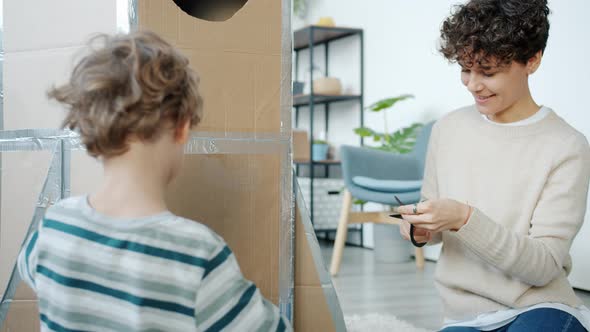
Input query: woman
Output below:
<box><xmin>397</xmin><ymin>1</ymin><xmax>590</xmax><ymax>331</ymax></box>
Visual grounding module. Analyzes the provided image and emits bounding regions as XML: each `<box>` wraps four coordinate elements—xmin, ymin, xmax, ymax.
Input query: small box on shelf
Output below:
<box><xmin>293</xmin><ymin>130</ymin><xmax>310</xmax><ymax>162</ymax></box>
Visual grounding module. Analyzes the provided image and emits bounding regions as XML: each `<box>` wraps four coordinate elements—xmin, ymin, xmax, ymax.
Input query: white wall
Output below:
<box><xmin>296</xmin><ymin>0</ymin><xmax>590</xmax><ymax>290</ymax></box>
<box><xmin>3</xmin><ymin>0</ymin><xmax>118</xmax><ymax>129</ymax></box>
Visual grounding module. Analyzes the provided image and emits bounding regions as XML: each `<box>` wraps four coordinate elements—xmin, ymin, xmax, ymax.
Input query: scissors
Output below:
<box><xmin>391</xmin><ymin>195</ymin><xmax>427</xmax><ymax>248</ymax></box>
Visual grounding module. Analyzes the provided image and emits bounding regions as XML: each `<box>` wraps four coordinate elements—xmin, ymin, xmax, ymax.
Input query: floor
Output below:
<box><xmin>320</xmin><ymin>241</ymin><xmax>590</xmax><ymax>331</ymax></box>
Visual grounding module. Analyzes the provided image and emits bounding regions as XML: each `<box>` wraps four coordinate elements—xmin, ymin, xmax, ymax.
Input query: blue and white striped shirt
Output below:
<box><xmin>17</xmin><ymin>196</ymin><xmax>290</xmax><ymax>331</ymax></box>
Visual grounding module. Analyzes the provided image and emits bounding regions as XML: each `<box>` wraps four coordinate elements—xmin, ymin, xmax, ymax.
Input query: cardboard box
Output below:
<box><xmin>0</xmin><ymin>300</ymin><xmax>40</xmax><ymax>332</ymax></box>
<box><xmin>165</xmin><ymin>154</ymin><xmax>281</xmax><ymax>302</ymax></box>
<box><xmin>294</xmin><ymin>201</ymin><xmax>338</xmax><ymax>331</ymax></box>
<box><xmin>139</xmin><ymin>0</ymin><xmax>282</xmax><ymax>134</ymax></box>
<box><xmin>0</xmin><ymin>152</ymin><xmax>54</xmax><ymax>301</ymax></box>
<box><xmin>1</xmin><ymin>0</ymin><xmax>343</xmax><ymax>331</ymax></box>
<box><xmin>138</xmin><ymin>0</ymin><xmax>285</xmax><ymax>304</ymax></box>
<box><xmin>293</xmin><ymin>130</ymin><xmax>310</xmax><ymax>162</ymax></box>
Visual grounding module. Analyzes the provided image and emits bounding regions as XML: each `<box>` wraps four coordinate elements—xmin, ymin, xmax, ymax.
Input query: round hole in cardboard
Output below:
<box><xmin>173</xmin><ymin>0</ymin><xmax>249</xmax><ymax>22</ymax></box>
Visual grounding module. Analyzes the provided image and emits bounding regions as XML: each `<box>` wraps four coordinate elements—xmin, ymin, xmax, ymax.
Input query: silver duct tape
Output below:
<box><xmin>184</xmin><ymin>133</ymin><xmax>288</xmax><ymax>154</ymax></box>
<box><xmin>294</xmin><ymin>179</ymin><xmax>347</xmax><ymax>332</ymax></box>
<box><xmin>61</xmin><ymin>140</ymin><xmax>72</xmax><ymax>199</ymax></box>
<box><xmin>278</xmin><ymin>149</ymin><xmax>294</xmax><ymax>320</ymax></box>
<box><xmin>0</xmin><ymin>145</ymin><xmax>63</xmax><ymax>326</ymax></box>
<box><xmin>116</xmin><ymin>0</ymin><xmax>139</xmax><ymax>33</ymax></box>
<box><xmin>0</xmin><ymin>129</ymin><xmax>293</xmax><ymax>154</ymax></box>
<box><xmin>1</xmin><ymin>11</ymin><xmax>4</xmax><ymax>131</ymax></box>
<box><xmin>278</xmin><ymin>0</ymin><xmax>294</xmax><ymax>319</ymax></box>
<box><xmin>279</xmin><ymin>4</ymin><xmax>295</xmax><ymax>320</ymax></box>
<box><xmin>1</xmin><ymin>56</ymin><xmax>4</xmax><ymax>131</ymax></box>
<box><xmin>190</xmin><ymin>131</ymin><xmax>290</xmax><ymax>141</ymax></box>
<box><xmin>0</xmin><ymin>129</ymin><xmax>83</xmax><ymax>152</ymax></box>
<box><xmin>129</xmin><ymin>0</ymin><xmax>139</xmax><ymax>31</ymax></box>
<box><xmin>279</xmin><ymin>0</ymin><xmax>293</xmax><ymax>139</ymax></box>
<box><xmin>0</xmin><ymin>139</ymin><xmax>60</xmax><ymax>152</ymax></box>
<box><xmin>0</xmin><ymin>128</ymin><xmax>72</xmax><ymax>140</ymax></box>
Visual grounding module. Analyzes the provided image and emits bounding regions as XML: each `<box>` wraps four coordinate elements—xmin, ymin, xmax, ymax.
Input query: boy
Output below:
<box><xmin>17</xmin><ymin>31</ymin><xmax>291</xmax><ymax>331</ymax></box>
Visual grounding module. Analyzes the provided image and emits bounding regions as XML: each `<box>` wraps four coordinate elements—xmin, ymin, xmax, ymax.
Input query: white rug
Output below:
<box><xmin>345</xmin><ymin>313</ymin><xmax>433</xmax><ymax>332</ymax></box>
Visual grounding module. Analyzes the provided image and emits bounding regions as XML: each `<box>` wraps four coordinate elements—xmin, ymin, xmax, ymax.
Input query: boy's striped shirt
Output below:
<box><xmin>17</xmin><ymin>196</ymin><xmax>290</xmax><ymax>331</ymax></box>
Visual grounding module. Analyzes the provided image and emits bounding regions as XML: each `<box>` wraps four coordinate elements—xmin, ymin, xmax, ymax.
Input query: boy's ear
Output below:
<box><xmin>174</xmin><ymin>120</ymin><xmax>191</xmax><ymax>144</ymax></box>
<box><xmin>527</xmin><ymin>51</ymin><xmax>543</xmax><ymax>75</ymax></box>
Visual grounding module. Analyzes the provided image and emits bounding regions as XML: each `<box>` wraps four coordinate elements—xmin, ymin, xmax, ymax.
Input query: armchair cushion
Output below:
<box><xmin>352</xmin><ymin>176</ymin><xmax>422</xmax><ymax>193</ymax></box>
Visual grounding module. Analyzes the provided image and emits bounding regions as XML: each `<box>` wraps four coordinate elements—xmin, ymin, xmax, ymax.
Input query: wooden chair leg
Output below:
<box><xmin>330</xmin><ymin>190</ymin><xmax>353</xmax><ymax>276</ymax></box>
<box><xmin>415</xmin><ymin>246</ymin><xmax>425</xmax><ymax>269</ymax></box>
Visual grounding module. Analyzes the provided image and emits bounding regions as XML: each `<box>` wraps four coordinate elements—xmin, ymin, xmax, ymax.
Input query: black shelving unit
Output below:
<box><xmin>293</xmin><ymin>94</ymin><xmax>361</xmax><ymax>107</ymax></box>
<box><xmin>293</xmin><ymin>25</ymin><xmax>364</xmax><ymax>245</ymax></box>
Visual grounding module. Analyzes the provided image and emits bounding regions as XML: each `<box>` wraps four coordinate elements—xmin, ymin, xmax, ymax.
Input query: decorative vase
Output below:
<box><xmin>312</xmin><ymin>143</ymin><xmax>329</xmax><ymax>161</ymax></box>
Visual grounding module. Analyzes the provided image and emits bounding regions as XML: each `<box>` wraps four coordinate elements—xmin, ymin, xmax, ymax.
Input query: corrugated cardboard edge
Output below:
<box><xmin>279</xmin><ymin>0</ymin><xmax>294</xmax><ymax>321</ymax></box>
<box><xmin>294</xmin><ymin>178</ymin><xmax>346</xmax><ymax>331</ymax></box>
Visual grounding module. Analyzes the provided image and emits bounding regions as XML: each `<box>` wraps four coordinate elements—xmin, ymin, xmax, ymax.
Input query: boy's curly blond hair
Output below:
<box><xmin>49</xmin><ymin>31</ymin><xmax>203</xmax><ymax>158</ymax></box>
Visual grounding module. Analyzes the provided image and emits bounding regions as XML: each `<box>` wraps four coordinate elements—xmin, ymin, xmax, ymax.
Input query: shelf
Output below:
<box><xmin>294</xmin><ymin>26</ymin><xmax>363</xmax><ymax>51</ymax></box>
<box><xmin>294</xmin><ymin>159</ymin><xmax>341</xmax><ymax>165</ymax></box>
<box><xmin>293</xmin><ymin>94</ymin><xmax>361</xmax><ymax>107</ymax></box>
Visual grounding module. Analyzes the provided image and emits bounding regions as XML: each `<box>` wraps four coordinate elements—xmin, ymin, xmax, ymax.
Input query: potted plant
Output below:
<box><xmin>312</xmin><ymin>139</ymin><xmax>329</xmax><ymax>161</ymax></box>
<box><xmin>293</xmin><ymin>0</ymin><xmax>307</xmax><ymax>19</ymax></box>
<box><xmin>353</xmin><ymin>94</ymin><xmax>423</xmax><ymax>263</ymax></box>
<box><xmin>354</xmin><ymin>94</ymin><xmax>422</xmax><ymax>153</ymax></box>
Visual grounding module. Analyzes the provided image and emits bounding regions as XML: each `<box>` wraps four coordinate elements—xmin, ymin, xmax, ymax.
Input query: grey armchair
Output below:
<box><xmin>330</xmin><ymin>122</ymin><xmax>434</xmax><ymax>275</ymax></box>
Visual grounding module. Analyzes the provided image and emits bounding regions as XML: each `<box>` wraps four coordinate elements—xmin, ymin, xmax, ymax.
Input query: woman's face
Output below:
<box><xmin>460</xmin><ymin>59</ymin><xmax>532</xmax><ymax>121</ymax></box>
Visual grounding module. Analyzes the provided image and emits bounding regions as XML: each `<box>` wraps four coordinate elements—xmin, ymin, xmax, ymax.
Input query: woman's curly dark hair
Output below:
<box><xmin>439</xmin><ymin>0</ymin><xmax>550</xmax><ymax>67</ymax></box>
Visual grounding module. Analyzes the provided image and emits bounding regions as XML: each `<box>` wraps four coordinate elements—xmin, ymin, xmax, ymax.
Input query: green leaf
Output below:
<box><xmin>398</xmin><ymin>147</ymin><xmax>412</xmax><ymax>154</ymax></box>
<box><xmin>354</xmin><ymin>127</ymin><xmax>376</xmax><ymax>137</ymax></box>
<box><xmin>409</xmin><ymin>122</ymin><xmax>423</xmax><ymax>130</ymax></box>
<box><xmin>365</xmin><ymin>94</ymin><xmax>415</xmax><ymax>112</ymax></box>
<box><xmin>353</xmin><ymin>199</ymin><xmax>367</xmax><ymax>205</ymax></box>
<box><xmin>364</xmin><ymin>123</ymin><xmax>423</xmax><ymax>154</ymax></box>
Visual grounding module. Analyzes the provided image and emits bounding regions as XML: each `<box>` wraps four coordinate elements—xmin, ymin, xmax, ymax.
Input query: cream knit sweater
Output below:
<box><xmin>422</xmin><ymin>105</ymin><xmax>590</xmax><ymax>320</ymax></box>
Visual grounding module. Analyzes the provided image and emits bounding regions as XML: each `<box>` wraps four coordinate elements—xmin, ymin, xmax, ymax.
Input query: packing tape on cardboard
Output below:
<box><xmin>277</xmin><ymin>0</ymin><xmax>295</xmax><ymax>319</ymax></box>
<box><xmin>1</xmin><ymin>13</ymin><xmax>4</xmax><ymax>131</ymax></box>
<box><xmin>0</xmin><ymin>145</ymin><xmax>64</xmax><ymax>326</ymax></box>
<box><xmin>0</xmin><ymin>67</ymin><xmax>4</xmax><ymax>132</ymax></box>
<box><xmin>294</xmin><ymin>178</ymin><xmax>347</xmax><ymax>331</ymax></box>
<box><xmin>276</xmin><ymin>153</ymin><xmax>294</xmax><ymax>321</ymax></box>
<box><xmin>280</xmin><ymin>0</ymin><xmax>293</xmax><ymax>139</ymax></box>
<box><xmin>185</xmin><ymin>132</ymin><xmax>289</xmax><ymax>154</ymax></box>
<box><xmin>0</xmin><ymin>129</ymin><xmax>291</xmax><ymax>155</ymax></box>
<box><xmin>116</xmin><ymin>0</ymin><xmax>138</xmax><ymax>33</ymax></box>
<box><xmin>0</xmin><ymin>129</ymin><xmax>81</xmax><ymax>152</ymax></box>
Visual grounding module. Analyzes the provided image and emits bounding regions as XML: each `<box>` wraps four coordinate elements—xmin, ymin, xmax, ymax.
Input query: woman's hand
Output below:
<box><xmin>399</xmin><ymin>219</ymin><xmax>432</xmax><ymax>243</ymax></box>
<box><xmin>397</xmin><ymin>199</ymin><xmax>472</xmax><ymax>233</ymax></box>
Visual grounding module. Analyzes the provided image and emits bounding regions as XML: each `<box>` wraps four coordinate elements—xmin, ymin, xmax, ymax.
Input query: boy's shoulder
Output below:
<box><xmin>163</xmin><ymin>215</ymin><xmax>226</xmax><ymax>247</ymax></box>
<box><xmin>48</xmin><ymin>196</ymin><xmax>226</xmax><ymax>252</ymax></box>
<box><xmin>52</xmin><ymin>195</ymin><xmax>85</xmax><ymax>210</ymax></box>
